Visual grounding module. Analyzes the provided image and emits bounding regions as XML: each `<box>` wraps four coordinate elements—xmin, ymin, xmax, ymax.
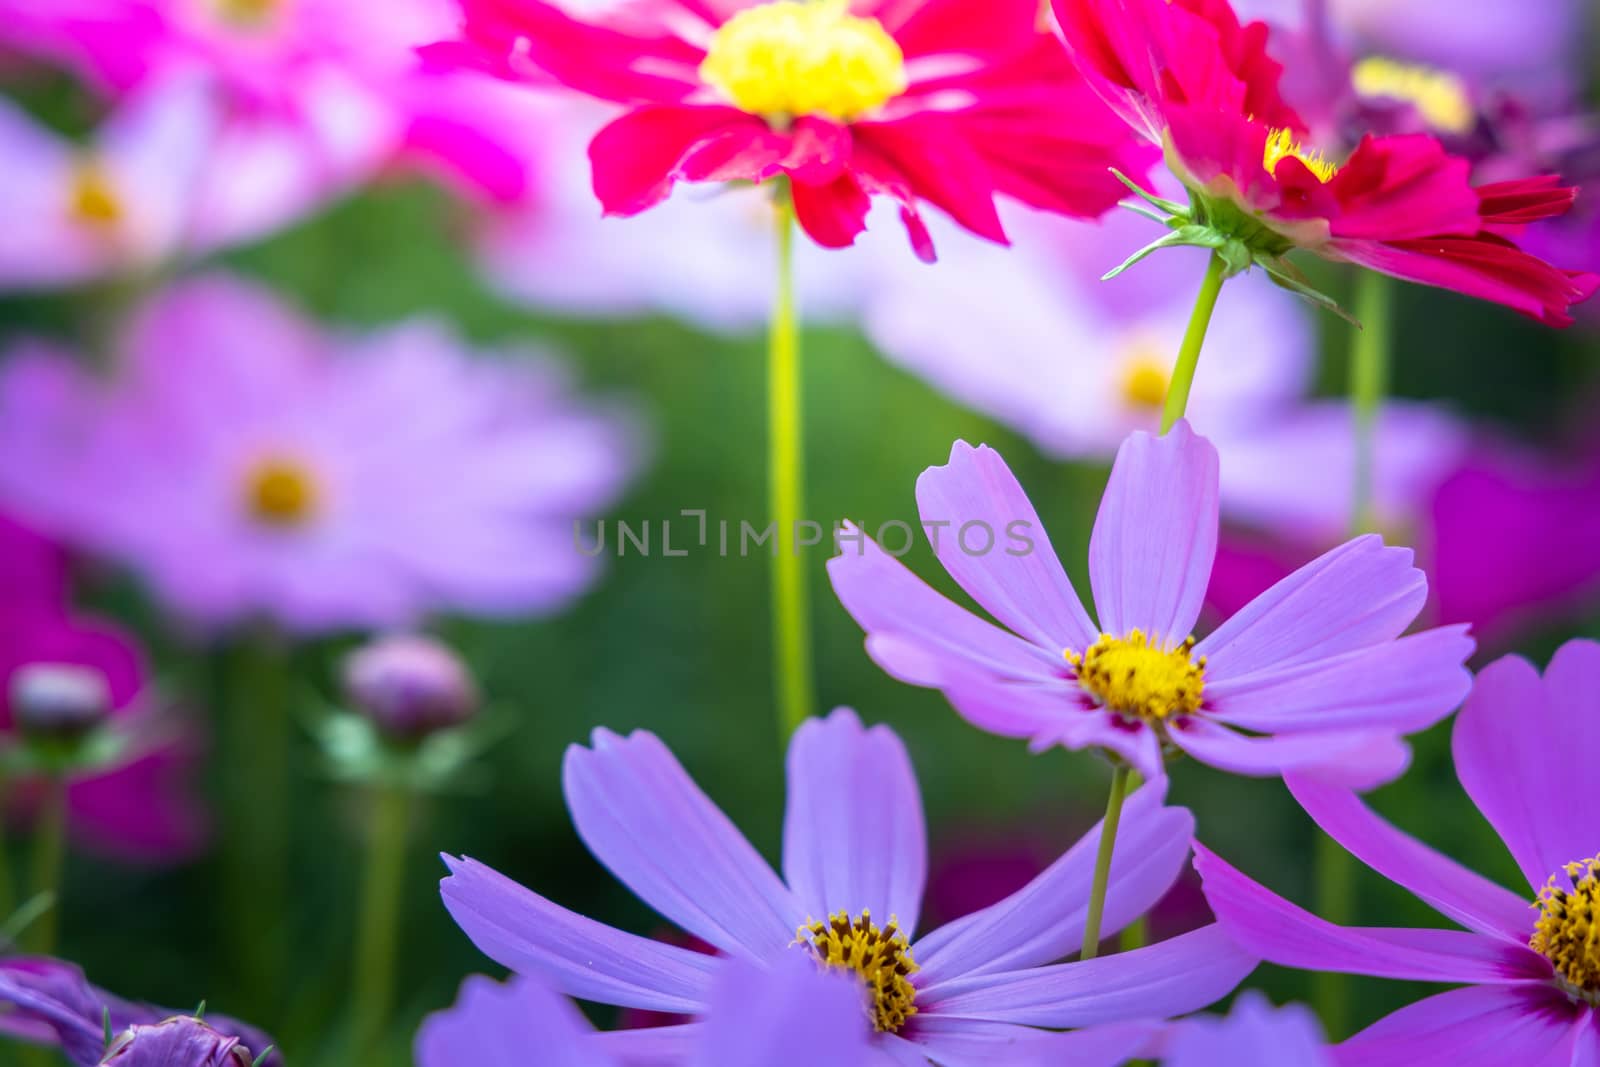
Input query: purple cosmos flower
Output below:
<box><xmin>861</xmin><ymin>206</ymin><xmax>1314</xmax><ymax>460</ymax></box>
<box><xmin>1196</xmin><ymin>638</ymin><xmax>1600</xmax><ymax>1066</ymax></box>
<box><xmin>439</xmin><ymin>708</ymin><xmax>1253</xmax><ymax>1065</ymax></box>
<box><xmin>417</xmin><ymin>956</ymin><xmax>874</xmax><ymax>1067</ymax></box>
<box><xmin>0</xmin><ymin>274</ymin><xmax>639</xmax><ymax>634</ymax></box>
<box><xmin>828</xmin><ymin>423</ymin><xmax>1474</xmax><ymax>786</ymax></box>
<box><xmin>0</xmin><ymin>514</ymin><xmax>206</xmax><ymax>863</ymax></box>
<box><xmin>1155</xmin><ymin>991</ymin><xmax>1332</xmax><ymax>1066</ymax></box>
<box><xmin>0</xmin><ymin>956</ymin><xmax>277</xmax><ymax>1066</ymax></box>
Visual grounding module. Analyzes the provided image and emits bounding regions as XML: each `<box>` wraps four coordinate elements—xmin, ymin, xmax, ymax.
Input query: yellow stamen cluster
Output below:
<box><xmin>797</xmin><ymin>910</ymin><xmax>919</xmax><ymax>1033</ymax></box>
<box><xmin>1067</xmin><ymin>630</ymin><xmax>1206</xmax><ymax>722</ymax></box>
<box><xmin>213</xmin><ymin>0</ymin><xmax>280</xmax><ymax>24</ymax></box>
<box><xmin>1118</xmin><ymin>347</ymin><xmax>1171</xmax><ymax>411</ymax></box>
<box><xmin>68</xmin><ymin>161</ymin><xmax>122</xmax><ymax>229</ymax></box>
<box><xmin>699</xmin><ymin>0</ymin><xmax>907</xmax><ymax>122</ymax></box>
<box><xmin>245</xmin><ymin>458</ymin><xmax>319</xmax><ymax>527</ymax></box>
<box><xmin>1263</xmin><ymin>127</ymin><xmax>1339</xmax><ymax>184</ymax></box>
<box><xmin>1351</xmin><ymin>57</ymin><xmax>1474</xmax><ymax>136</ymax></box>
<box><xmin>1531</xmin><ymin>855</ymin><xmax>1600</xmax><ymax>1001</ymax></box>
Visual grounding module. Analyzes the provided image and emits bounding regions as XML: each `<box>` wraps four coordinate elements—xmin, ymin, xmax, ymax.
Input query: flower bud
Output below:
<box><xmin>9</xmin><ymin>663</ymin><xmax>112</xmax><ymax>739</ymax></box>
<box><xmin>101</xmin><ymin>1017</ymin><xmax>255</xmax><ymax>1067</ymax></box>
<box><xmin>343</xmin><ymin>635</ymin><xmax>478</xmax><ymax>740</ymax></box>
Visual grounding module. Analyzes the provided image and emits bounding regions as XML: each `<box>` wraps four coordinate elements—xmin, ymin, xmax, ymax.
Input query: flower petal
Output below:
<box><xmin>790</xmin><ymin>171</ymin><xmax>873</xmax><ymax>249</ymax></box>
<box><xmin>907</xmin><ymin>1017</ymin><xmax>1161</xmax><ymax>1067</ymax></box>
<box><xmin>694</xmin><ymin>953</ymin><xmax>873</xmax><ymax>1067</ymax></box>
<box><xmin>917</xmin><ymin>925</ymin><xmax>1255</xmax><ymax>1027</ymax></box>
<box><xmin>783</xmin><ymin>709</ymin><xmax>927</xmax><ymax>932</ymax></box>
<box><xmin>1089</xmin><ymin>420</ymin><xmax>1219</xmax><ymax>642</ymax></box>
<box><xmin>415</xmin><ymin>975</ymin><xmax>597</xmax><ymax>1067</ymax></box>
<box><xmin>439</xmin><ymin>856</ymin><xmax>721</xmax><ymax>1012</ymax></box>
<box><xmin>1193</xmin><ymin>535</ymin><xmax>1427</xmax><ymax>678</ymax></box>
<box><xmin>914</xmin><ymin>781</ymin><xmax>1192</xmax><ymax>982</ymax></box>
<box><xmin>563</xmin><ymin>730</ymin><xmax>798</xmax><ymax>959</ymax></box>
<box><xmin>1193</xmin><ymin>846</ymin><xmax>1544</xmax><ymax>985</ymax></box>
<box><xmin>589</xmin><ymin>105</ymin><xmax>757</xmax><ymax>216</ymax></box>
<box><xmin>1284</xmin><ymin>775</ymin><xmax>1533</xmax><ymax>942</ymax></box>
<box><xmin>1168</xmin><ymin>718</ymin><xmax>1412</xmax><ymax>790</ymax></box>
<box><xmin>1453</xmin><ymin>642</ymin><xmax>1600</xmax><ymax>894</ymax></box>
<box><xmin>914</xmin><ymin>441</ymin><xmax>1097</xmax><ymax>653</ymax></box>
<box><xmin>1332</xmin><ymin>985</ymin><xmax>1584</xmax><ymax>1067</ymax></box>
<box><xmin>1163</xmin><ymin>992</ymin><xmax>1332</xmax><ymax>1067</ymax></box>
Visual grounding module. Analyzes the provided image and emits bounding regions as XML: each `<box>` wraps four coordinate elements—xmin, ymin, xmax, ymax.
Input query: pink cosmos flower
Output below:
<box><xmin>0</xmin><ymin>274</ymin><xmax>638</xmax><ymax>634</ymax></box>
<box><xmin>428</xmin><ymin>0</ymin><xmax>1154</xmax><ymax>259</ymax></box>
<box><xmin>440</xmin><ymin>709</ymin><xmax>1252</xmax><ymax>1065</ymax></box>
<box><xmin>828</xmin><ymin>422</ymin><xmax>1474</xmax><ymax>785</ymax></box>
<box><xmin>1053</xmin><ymin>0</ymin><xmax>1598</xmax><ymax>324</ymax></box>
<box><xmin>1197</xmin><ymin>638</ymin><xmax>1600</xmax><ymax>1067</ymax></box>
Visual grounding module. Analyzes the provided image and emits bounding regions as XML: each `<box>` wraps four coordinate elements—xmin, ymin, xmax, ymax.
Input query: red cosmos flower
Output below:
<box><xmin>1054</xmin><ymin>0</ymin><xmax>1598</xmax><ymax>325</ymax></box>
<box><xmin>430</xmin><ymin>0</ymin><xmax>1155</xmax><ymax>260</ymax></box>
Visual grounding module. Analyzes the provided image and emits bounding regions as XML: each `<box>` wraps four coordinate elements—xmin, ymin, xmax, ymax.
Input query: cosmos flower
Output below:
<box><xmin>439</xmin><ymin>708</ymin><xmax>1252</xmax><ymax>1065</ymax></box>
<box><xmin>417</xmin><ymin>957</ymin><xmax>875</xmax><ymax>1067</ymax></box>
<box><xmin>1052</xmin><ymin>0</ymin><xmax>1598</xmax><ymax>324</ymax></box>
<box><xmin>1155</xmin><ymin>991</ymin><xmax>1332</xmax><ymax>1066</ymax></box>
<box><xmin>0</xmin><ymin>514</ymin><xmax>206</xmax><ymax>863</ymax></box>
<box><xmin>429</xmin><ymin>0</ymin><xmax>1154</xmax><ymax>259</ymax></box>
<box><xmin>0</xmin><ymin>274</ymin><xmax>639</xmax><ymax>634</ymax></box>
<box><xmin>0</xmin><ymin>956</ymin><xmax>277</xmax><ymax>1067</ymax></box>
<box><xmin>1196</xmin><ymin>638</ymin><xmax>1600</xmax><ymax>1066</ymax></box>
<box><xmin>861</xmin><ymin>204</ymin><xmax>1313</xmax><ymax>459</ymax></box>
<box><xmin>828</xmin><ymin>422</ymin><xmax>1474</xmax><ymax>785</ymax></box>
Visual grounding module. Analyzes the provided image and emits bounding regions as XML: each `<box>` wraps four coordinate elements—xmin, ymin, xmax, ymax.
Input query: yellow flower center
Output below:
<box><xmin>1067</xmin><ymin>630</ymin><xmax>1206</xmax><ymax>722</ymax></box>
<box><xmin>69</xmin><ymin>161</ymin><xmax>122</xmax><ymax>230</ymax></box>
<box><xmin>245</xmin><ymin>457</ymin><xmax>319</xmax><ymax>527</ymax></box>
<box><xmin>1118</xmin><ymin>346</ymin><xmax>1171</xmax><ymax>411</ymax></box>
<box><xmin>213</xmin><ymin>0</ymin><xmax>281</xmax><ymax>24</ymax></box>
<box><xmin>797</xmin><ymin>910</ymin><xmax>918</xmax><ymax>1033</ymax></box>
<box><xmin>699</xmin><ymin>0</ymin><xmax>907</xmax><ymax>122</ymax></box>
<box><xmin>1263</xmin><ymin>127</ymin><xmax>1339</xmax><ymax>184</ymax></box>
<box><xmin>1532</xmin><ymin>855</ymin><xmax>1600</xmax><ymax>1002</ymax></box>
<box><xmin>1351</xmin><ymin>57</ymin><xmax>1475</xmax><ymax>136</ymax></box>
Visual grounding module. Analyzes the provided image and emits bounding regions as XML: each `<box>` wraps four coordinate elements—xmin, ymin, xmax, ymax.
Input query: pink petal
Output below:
<box><xmin>1332</xmin><ymin>985</ymin><xmax>1585</xmax><ymax>1067</ymax></box>
<box><xmin>588</xmin><ymin>105</ymin><xmax>757</xmax><ymax>216</ymax></box>
<box><xmin>415</xmin><ymin>974</ymin><xmax>597</xmax><ymax>1067</ymax></box>
<box><xmin>852</xmin><ymin>116</ymin><xmax>1006</xmax><ymax>246</ymax></box>
<box><xmin>1169</xmin><ymin>717</ymin><xmax>1412</xmax><ymax>790</ymax></box>
<box><xmin>790</xmin><ymin>171</ymin><xmax>873</xmax><ymax>249</ymax></box>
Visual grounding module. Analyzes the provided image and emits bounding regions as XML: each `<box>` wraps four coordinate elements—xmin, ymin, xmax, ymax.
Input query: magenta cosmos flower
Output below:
<box><xmin>0</xmin><ymin>274</ymin><xmax>638</xmax><ymax>634</ymax></box>
<box><xmin>440</xmin><ymin>709</ymin><xmax>1254</xmax><ymax>1065</ymax></box>
<box><xmin>828</xmin><ymin>422</ymin><xmax>1474</xmax><ymax>786</ymax></box>
<box><xmin>428</xmin><ymin>0</ymin><xmax>1153</xmax><ymax>259</ymax></box>
<box><xmin>1196</xmin><ymin>638</ymin><xmax>1600</xmax><ymax>1066</ymax></box>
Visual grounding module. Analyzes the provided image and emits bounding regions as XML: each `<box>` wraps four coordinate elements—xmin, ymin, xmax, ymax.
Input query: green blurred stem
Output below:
<box><xmin>26</xmin><ymin>775</ymin><xmax>66</xmax><ymax>956</ymax></box>
<box><xmin>1117</xmin><ymin>770</ymin><xmax>1148</xmax><ymax>952</ymax></box>
<box><xmin>769</xmin><ymin>188</ymin><xmax>815</xmax><ymax>738</ymax></box>
<box><xmin>351</xmin><ymin>784</ymin><xmax>411</xmax><ymax>1065</ymax></box>
<box><xmin>1160</xmin><ymin>252</ymin><xmax>1228</xmax><ymax>434</ymax></box>
<box><xmin>1080</xmin><ymin>765</ymin><xmax>1131</xmax><ymax>960</ymax></box>
<box><xmin>0</xmin><ymin>771</ymin><xmax>15</xmax><ymax>927</ymax></box>
<box><xmin>1313</xmin><ymin>271</ymin><xmax>1394</xmax><ymax>1036</ymax></box>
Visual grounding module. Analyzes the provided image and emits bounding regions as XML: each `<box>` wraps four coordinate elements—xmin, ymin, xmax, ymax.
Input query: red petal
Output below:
<box><xmin>854</xmin><ymin>115</ymin><xmax>1007</xmax><ymax>246</ymax></box>
<box><xmin>588</xmin><ymin>105</ymin><xmax>755</xmax><ymax>216</ymax></box>
<box><xmin>1329</xmin><ymin>135</ymin><xmax>1481</xmax><ymax>242</ymax></box>
<box><xmin>790</xmin><ymin>174</ymin><xmax>873</xmax><ymax>250</ymax></box>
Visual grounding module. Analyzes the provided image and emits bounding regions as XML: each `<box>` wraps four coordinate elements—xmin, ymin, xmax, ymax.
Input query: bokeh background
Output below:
<box><xmin>0</xmin><ymin>0</ymin><xmax>1598</xmax><ymax>1063</ymax></box>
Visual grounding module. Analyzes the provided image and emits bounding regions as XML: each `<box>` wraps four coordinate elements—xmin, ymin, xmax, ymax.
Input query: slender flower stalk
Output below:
<box><xmin>351</xmin><ymin>783</ymin><xmax>411</xmax><ymax>1065</ymax></box>
<box><xmin>769</xmin><ymin>188</ymin><xmax>815</xmax><ymax>737</ymax></box>
<box><xmin>25</xmin><ymin>774</ymin><xmax>66</xmax><ymax>956</ymax></box>
<box><xmin>1161</xmin><ymin>253</ymin><xmax>1230</xmax><ymax>434</ymax></box>
<box><xmin>1080</xmin><ymin>765</ymin><xmax>1131</xmax><ymax>959</ymax></box>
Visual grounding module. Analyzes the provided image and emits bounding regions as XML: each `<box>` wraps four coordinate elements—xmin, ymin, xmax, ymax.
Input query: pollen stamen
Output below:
<box><xmin>1067</xmin><ymin>630</ymin><xmax>1205</xmax><ymax>723</ymax></box>
<box><xmin>1263</xmin><ymin>127</ymin><xmax>1339</xmax><ymax>184</ymax></box>
<box><xmin>1532</xmin><ymin>855</ymin><xmax>1600</xmax><ymax>1003</ymax></box>
<box><xmin>245</xmin><ymin>457</ymin><xmax>319</xmax><ymax>527</ymax></box>
<box><xmin>1351</xmin><ymin>57</ymin><xmax>1475</xmax><ymax>136</ymax></box>
<box><xmin>796</xmin><ymin>909</ymin><xmax>919</xmax><ymax>1033</ymax></box>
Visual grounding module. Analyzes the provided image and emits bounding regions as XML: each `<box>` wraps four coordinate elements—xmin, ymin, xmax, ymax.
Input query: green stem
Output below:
<box><xmin>0</xmin><ymin>771</ymin><xmax>15</xmax><ymax>928</ymax></box>
<box><xmin>26</xmin><ymin>775</ymin><xmax>66</xmax><ymax>956</ymax></box>
<box><xmin>1080</xmin><ymin>765</ymin><xmax>1131</xmax><ymax>960</ymax></box>
<box><xmin>351</xmin><ymin>785</ymin><xmax>411</xmax><ymax>1065</ymax></box>
<box><xmin>769</xmin><ymin>189</ymin><xmax>815</xmax><ymax>738</ymax></box>
<box><xmin>1314</xmin><ymin>270</ymin><xmax>1394</xmax><ymax>1037</ymax></box>
<box><xmin>1160</xmin><ymin>252</ymin><xmax>1229</xmax><ymax>434</ymax></box>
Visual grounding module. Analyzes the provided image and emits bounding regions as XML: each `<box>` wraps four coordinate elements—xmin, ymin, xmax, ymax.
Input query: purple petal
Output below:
<box><xmin>916</xmin><ymin>925</ymin><xmax>1255</xmax><ymax>1027</ymax></box>
<box><xmin>907</xmin><ymin>1017</ymin><xmax>1161</xmax><ymax>1067</ymax></box>
<box><xmin>1089</xmin><ymin>420</ymin><xmax>1219</xmax><ymax>642</ymax></box>
<box><xmin>593</xmin><ymin>1024</ymin><xmax>702</xmax><ymax>1065</ymax></box>
<box><xmin>415</xmin><ymin>975</ymin><xmax>600</xmax><ymax>1067</ymax></box>
<box><xmin>1452</xmin><ymin>643</ymin><xmax>1600</xmax><ymax>893</ymax></box>
<box><xmin>828</xmin><ymin>526</ymin><xmax>1062</xmax><ymax>687</ymax></box>
<box><xmin>1284</xmin><ymin>775</ymin><xmax>1533</xmax><ymax>942</ymax></box>
<box><xmin>438</xmin><ymin>856</ymin><xmax>719</xmax><ymax>1013</ymax></box>
<box><xmin>1203</xmin><ymin>626</ymin><xmax>1474</xmax><ymax>736</ymax></box>
<box><xmin>914</xmin><ymin>781</ymin><xmax>1192</xmax><ymax>982</ymax></box>
<box><xmin>1168</xmin><ymin>718</ymin><xmax>1413</xmax><ymax>790</ymax></box>
<box><xmin>783</xmin><ymin>709</ymin><xmax>926</xmax><ymax>932</ymax></box>
<box><xmin>1162</xmin><ymin>992</ymin><xmax>1331</xmax><ymax>1066</ymax></box>
<box><xmin>1332</xmin><ymin>985</ymin><xmax>1585</xmax><ymax>1067</ymax></box>
<box><xmin>913</xmin><ymin>441</ymin><xmax>1097</xmax><ymax>652</ymax></box>
<box><xmin>563</xmin><ymin>729</ymin><xmax>798</xmax><ymax>959</ymax></box>
<box><xmin>695</xmin><ymin>953</ymin><xmax>873</xmax><ymax>1067</ymax></box>
<box><xmin>1193</xmin><ymin>846</ymin><xmax>1545</xmax><ymax>984</ymax></box>
<box><xmin>1193</xmin><ymin>535</ymin><xmax>1426</xmax><ymax>678</ymax></box>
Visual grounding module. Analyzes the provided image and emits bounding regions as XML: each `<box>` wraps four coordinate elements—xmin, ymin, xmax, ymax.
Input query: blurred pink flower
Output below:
<box><xmin>0</xmin><ymin>514</ymin><xmax>206</xmax><ymax>863</ymax></box>
<box><xmin>0</xmin><ymin>274</ymin><xmax>641</xmax><ymax>634</ymax></box>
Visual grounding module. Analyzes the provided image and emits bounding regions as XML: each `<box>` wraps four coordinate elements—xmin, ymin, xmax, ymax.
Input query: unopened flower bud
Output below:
<box><xmin>101</xmin><ymin>1017</ymin><xmax>255</xmax><ymax>1067</ymax></box>
<box><xmin>9</xmin><ymin>663</ymin><xmax>111</xmax><ymax>739</ymax></box>
<box><xmin>343</xmin><ymin>635</ymin><xmax>478</xmax><ymax>740</ymax></box>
